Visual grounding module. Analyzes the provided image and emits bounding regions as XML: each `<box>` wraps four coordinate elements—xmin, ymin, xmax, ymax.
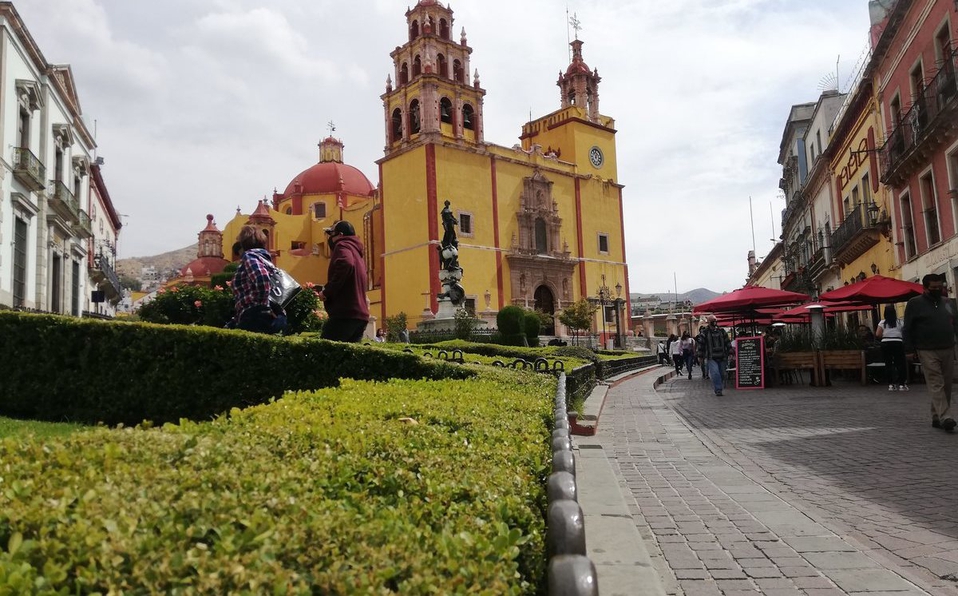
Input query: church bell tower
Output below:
<box><xmin>381</xmin><ymin>0</ymin><xmax>486</xmax><ymax>154</ymax></box>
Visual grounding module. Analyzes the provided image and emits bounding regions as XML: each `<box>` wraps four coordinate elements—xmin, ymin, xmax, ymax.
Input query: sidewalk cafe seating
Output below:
<box><xmin>770</xmin><ymin>352</ymin><xmax>818</xmax><ymax>386</ymax></box>
<box><xmin>820</xmin><ymin>350</ymin><xmax>867</xmax><ymax>386</ymax></box>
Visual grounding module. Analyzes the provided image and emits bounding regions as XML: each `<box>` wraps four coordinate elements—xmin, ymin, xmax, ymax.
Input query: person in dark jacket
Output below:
<box><xmin>230</xmin><ymin>226</ymin><xmax>287</xmax><ymax>335</ymax></box>
<box><xmin>903</xmin><ymin>273</ymin><xmax>958</xmax><ymax>432</ymax></box>
<box><xmin>318</xmin><ymin>220</ymin><xmax>369</xmax><ymax>342</ymax></box>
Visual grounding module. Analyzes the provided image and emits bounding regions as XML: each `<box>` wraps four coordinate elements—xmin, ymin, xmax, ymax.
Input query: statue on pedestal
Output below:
<box><xmin>437</xmin><ymin>200</ymin><xmax>465</xmax><ymax>306</ymax></box>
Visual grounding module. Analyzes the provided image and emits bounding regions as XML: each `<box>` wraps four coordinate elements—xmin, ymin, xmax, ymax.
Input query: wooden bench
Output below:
<box><xmin>820</xmin><ymin>350</ymin><xmax>866</xmax><ymax>386</ymax></box>
<box><xmin>771</xmin><ymin>352</ymin><xmax>818</xmax><ymax>386</ymax></box>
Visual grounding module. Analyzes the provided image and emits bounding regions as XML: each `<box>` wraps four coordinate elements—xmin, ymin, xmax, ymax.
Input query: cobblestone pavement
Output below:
<box><xmin>594</xmin><ymin>367</ymin><xmax>958</xmax><ymax>595</ymax></box>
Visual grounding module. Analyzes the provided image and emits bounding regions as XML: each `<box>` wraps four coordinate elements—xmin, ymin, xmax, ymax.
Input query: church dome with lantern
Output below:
<box><xmin>276</xmin><ymin>137</ymin><xmax>375</xmax><ymax>211</ymax></box>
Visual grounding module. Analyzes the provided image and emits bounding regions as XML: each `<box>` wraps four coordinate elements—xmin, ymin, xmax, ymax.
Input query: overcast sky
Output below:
<box><xmin>18</xmin><ymin>0</ymin><xmax>873</xmax><ymax>294</ymax></box>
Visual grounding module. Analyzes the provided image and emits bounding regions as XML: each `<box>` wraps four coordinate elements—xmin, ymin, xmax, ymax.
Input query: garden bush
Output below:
<box><xmin>496</xmin><ymin>306</ymin><xmax>528</xmax><ymax>347</ymax></box>
<box><xmin>0</xmin><ymin>312</ymin><xmax>470</xmax><ymax>426</ymax></box>
<box><xmin>523</xmin><ymin>311</ymin><xmax>541</xmax><ymax>347</ymax></box>
<box><xmin>0</xmin><ymin>373</ymin><xmax>555</xmax><ymax>593</ymax></box>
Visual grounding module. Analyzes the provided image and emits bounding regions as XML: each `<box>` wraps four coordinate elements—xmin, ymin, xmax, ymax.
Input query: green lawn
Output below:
<box><xmin>0</xmin><ymin>416</ymin><xmax>84</xmax><ymax>439</ymax></box>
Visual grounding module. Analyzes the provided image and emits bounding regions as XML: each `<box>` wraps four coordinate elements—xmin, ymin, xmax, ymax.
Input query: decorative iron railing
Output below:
<box><xmin>49</xmin><ymin>180</ymin><xmax>79</xmax><ymax>218</ymax></box>
<box><xmin>881</xmin><ymin>44</ymin><xmax>958</xmax><ymax>181</ymax></box>
<box><xmin>76</xmin><ymin>209</ymin><xmax>94</xmax><ymax>237</ymax></box>
<box><xmin>12</xmin><ymin>147</ymin><xmax>45</xmax><ymax>189</ymax></box>
<box><xmin>94</xmin><ymin>253</ymin><xmax>122</xmax><ymax>297</ymax></box>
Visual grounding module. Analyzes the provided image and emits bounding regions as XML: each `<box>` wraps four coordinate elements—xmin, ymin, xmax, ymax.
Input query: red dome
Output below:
<box><xmin>180</xmin><ymin>256</ymin><xmax>230</xmax><ymax>278</ymax></box>
<box><xmin>283</xmin><ymin>162</ymin><xmax>375</xmax><ymax>198</ymax></box>
<box><xmin>565</xmin><ymin>61</ymin><xmax>592</xmax><ymax>76</ymax></box>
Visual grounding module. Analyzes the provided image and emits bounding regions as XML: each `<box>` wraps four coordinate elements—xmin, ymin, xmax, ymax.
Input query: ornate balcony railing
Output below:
<box><xmin>92</xmin><ymin>253</ymin><xmax>122</xmax><ymax>300</ymax></box>
<box><xmin>831</xmin><ymin>203</ymin><xmax>884</xmax><ymax>264</ymax></box>
<box><xmin>75</xmin><ymin>209</ymin><xmax>94</xmax><ymax>238</ymax></box>
<box><xmin>881</xmin><ymin>44</ymin><xmax>958</xmax><ymax>184</ymax></box>
<box><xmin>12</xmin><ymin>147</ymin><xmax>45</xmax><ymax>191</ymax></box>
<box><xmin>47</xmin><ymin>180</ymin><xmax>80</xmax><ymax>223</ymax></box>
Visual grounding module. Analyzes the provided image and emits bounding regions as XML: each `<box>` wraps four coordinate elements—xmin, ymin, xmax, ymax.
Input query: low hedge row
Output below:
<box><xmin>0</xmin><ymin>374</ymin><xmax>556</xmax><ymax>593</ymax></box>
<box><xmin>0</xmin><ymin>312</ymin><xmax>471</xmax><ymax>426</ymax></box>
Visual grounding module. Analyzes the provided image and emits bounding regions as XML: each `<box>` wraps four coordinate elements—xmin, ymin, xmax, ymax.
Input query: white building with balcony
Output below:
<box><xmin>0</xmin><ymin>2</ymin><xmax>120</xmax><ymax>315</ymax></box>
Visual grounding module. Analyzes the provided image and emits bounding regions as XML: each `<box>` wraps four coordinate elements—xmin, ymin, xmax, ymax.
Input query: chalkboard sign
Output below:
<box><xmin>735</xmin><ymin>336</ymin><xmax>765</xmax><ymax>389</ymax></box>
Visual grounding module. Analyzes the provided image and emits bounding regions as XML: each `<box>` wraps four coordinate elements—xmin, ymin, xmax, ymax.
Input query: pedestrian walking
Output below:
<box><xmin>656</xmin><ymin>341</ymin><xmax>669</xmax><ymax>365</ymax></box>
<box><xmin>903</xmin><ymin>273</ymin><xmax>958</xmax><ymax>432</ymax></box>
<box><xmin>876</xmin><ymin>304</ymin><xmax>907</xmax><ymax>392</ymax></box>
<box><xmin>695</xmin><ymin>326</ymin><xmax>709</xmax><ymax>379</ymax></box>
<box><xmin>317</xmin><ymin>220</ymin><xmax>370</xmax><ymax>342</ymax></box>
<box><xmin>700</xmin><ymin>315</ymin><xmax>732</xmax><ymax>396</ymax></box>
<box><xmin>670</xmin><ymin>334</ymin><xmax>684</xmax><ymax>375</ymax></box>
<box><xmin>680</xmin><ymin>331</ymin><xmax>695</xmax><ymax>379</ymax></box>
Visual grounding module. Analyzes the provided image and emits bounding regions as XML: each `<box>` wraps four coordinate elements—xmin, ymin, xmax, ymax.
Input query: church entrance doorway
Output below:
<box><xmin>534</xmin><ymin>285</ymin><xmax>556</xmax><ymax>335</ymax></box>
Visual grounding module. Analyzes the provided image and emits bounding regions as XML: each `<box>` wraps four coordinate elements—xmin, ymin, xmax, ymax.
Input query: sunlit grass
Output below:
<box><xmin>0</xmin><ymin>416</ymin><xmax>84</xmax><ymax>439</ymax></box>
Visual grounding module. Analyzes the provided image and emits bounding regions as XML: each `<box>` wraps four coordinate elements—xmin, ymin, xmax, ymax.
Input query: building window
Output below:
<box><xmin>17</xmin><ymin>107</ymin><xmax>30</xmax><ymax>148</ymax></box>
<box><xmin>312</xmin><ymin>202</ymin><xmax>327</xmax><ymax>219</ymax></box>
<box><xmin>604</xmin><ymin>304</ymin><xmax>614</xmax><ymax>324</ymax></box>
<box><xmin>409</xmin><ymin>99</ymin><xmax>421</xmax><ymax>134</ymax></box>
<box><xmin>901</xmin><ymin>192</ymin><xmax>917</xmax><ymax>259</ymax></box>
<box><xmin>535</xmin><ymin>218</ymin><xmax>548</xmax><ymax>253</ymax></box>
<box><xmin>437</xmin><ymin>54</ymin><xmax>447</xmax><ymax>78</ymax></box>
<box><xmin>51</xmin><ymin>254</ymin><xmax>62</xmax><ymax>313</ymax></box>
<box><xmin>71</xmin><ymin>260</ymin><xmax>80</xmax><ymax>316</ymax></box>
<box><xmin>598</xmin><ymin>233</ymin><xmax>609</xmax><ymax>254</ymax></box>
<box><xmin>851</xmin><ymin>186</ymin><xmax>860</xmax><ymax>211</ymax></box>
<box><xmin>458</xmin><ymin>211</ymin><xmax>473</xmax><ymax>236</ymax></box>
<box><xmin>919</xmin><ymin>171</ymin><xmax>941</xmax><ymax>246</ymax></box>
<box><xmin>399</xmin><ymin>63</ymin><xmax>409</xmax><ymax>85</ymax></box>
<box><xmin>285</xmin><ymin>207</ymin><xmax>292</xmax><ymax>215</ymax></box>
<box><xmin>440</xmin><ymin>98</ymin><xmax>453</xmax><ymax>124</ymax></box>
<box><xmin>410</xmin><ymin>20</ymin><xmax>419</xmax><ymax>41</ymax></box>
<box><xmin>55</xmin><ymin>147</ymin><xmax>64</xmax><ymax>185</ymax></box>
<box><xmin>13</xmin><ymin>217</ymin><xmax>27</xmax><ymax>308</ymax></box>
<box><xmin>949</xmin><ymin>148</ymin><xmax>958</xmax><ymax>234</ymax></box>
<box><xmin>391</xmin><ymin>108</ymin><xmax>403</xmax><ymax>142</ymax></box>
<box><xmin>291</xmin><ymin>241</ymin><xmax>306</xmax><ymax>250</ymax></box>
<box><xmin>439</xmin><ymin>18</ymin><xmax>449</xmax><ymax>40</ymax></box>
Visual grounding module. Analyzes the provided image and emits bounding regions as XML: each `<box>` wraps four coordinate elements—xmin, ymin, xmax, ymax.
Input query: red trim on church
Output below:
<box><xmin>426</xmin><ymin>144</ymin><xmax>440</xmax><ymax>313</ymax></box>
<box><xmin>491</xmin><ymin>156</ymin><xmax>504</xmax><ymax>309</ymax></box>
<box><xmin>575</xmin><ymin>178</ymin><xmax>587</xmax><ymax>295</ymax></box>
<box><xmin>379</xmin><ymin>162</ymin><xmax>387</xmax><ymax>322</ymax></box>
<box><xmin>618</xmin><ymin>187</ymin><xmax>631</xmax><ymax>331</ymax></box>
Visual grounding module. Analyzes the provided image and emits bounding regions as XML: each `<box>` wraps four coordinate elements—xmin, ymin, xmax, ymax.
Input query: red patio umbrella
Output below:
<box><xmin>692</xmin><ymin>286</ymin><xmax>810</xmax><ymax>314</ymax></box>
<box><xmin>774</xmin><ymin>301</ymin><xmax>872</xmax><ymax>320</ymax></box>
<box><xmin>818</xmin><ymin>275</ymin><xmax>923</xmax><ymax>305</ymax></box>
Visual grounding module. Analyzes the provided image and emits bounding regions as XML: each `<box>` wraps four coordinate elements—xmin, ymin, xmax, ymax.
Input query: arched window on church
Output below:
<box><xmin>400</xmin><ymin>63</ymin><xmax>409</xmax><ymax>85</ymax></box>
<box><xmin>440</xmin><ymin>98</ymin><xmax>453</xmax><ymax>125</ymax></box>
<box><xmin>437</xmin><ymin>54</ymin><xmax>447</xmax><ymax>78</ymax></box>
<box><xmin>410</xmin><ymin>20</ymin><xmax>419</xmax><ymax>41</ymax></box>
<box><xmin>413</xmin><ymin>55</ymin><xmax>422</xmax><ymax>77</ymax></box>
<box><xmin>535</xmin><ymin>218</ymin><xmax>548</xmax><ymax>254</ymax></box>
<box><xmin>568</xmin><ymin>91</ymin><xmax>576</xmax><ymax>106</ymax></box>
<box><xmin>462</xmin><ymin>103</ymin><xmax>475</xmax><ymax>130</ymax></box>
<box><xmin>391</xmin><ymin>108</ymin><xmax>403</xmax><ymax>142</ymax></box>
<box><xmin>453</xmin><ymin>59</ymin><xmax>463</xmax><ymax>83</ymax></box>
<box><xmin>439</xmin><ymin>18</ymin><xmax>449</xmax><ymax>39</ymax></box>
<box><xmin>409</xmin><ymin>99</ymin><xmax>421</xmax><ymax>134</ymax></box>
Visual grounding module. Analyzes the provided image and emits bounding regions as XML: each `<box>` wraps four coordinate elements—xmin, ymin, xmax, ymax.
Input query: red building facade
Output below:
<box><xmin>878</xmin><ymin>0</ymin><xmax>958</xmax><ymax>287</ymax></box>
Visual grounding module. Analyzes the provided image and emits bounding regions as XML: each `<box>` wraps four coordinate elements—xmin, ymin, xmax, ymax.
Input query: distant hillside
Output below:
<box><xmin>630</xmin><ymin>288</ymin><xmax>720</xmax><ymax>305</ymax></box>
<box><xmin>117</xmin><ymin>244</ymin><xmax>197</xmax><ymax>278</ymax></box>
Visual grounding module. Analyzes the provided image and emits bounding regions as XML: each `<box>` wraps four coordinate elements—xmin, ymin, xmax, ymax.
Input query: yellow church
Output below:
<box><xmin>222</xmin><ymin>0</ymin><xmax>631</xmax><ymax>336</ymax></box>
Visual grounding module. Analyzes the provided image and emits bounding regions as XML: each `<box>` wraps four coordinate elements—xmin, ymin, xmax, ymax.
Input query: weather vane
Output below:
<box><xmin>569</xmin><ymin>12</ymin><xmax>582</xmax><ymax>40</ymax></box>
<box><xmin>327</xmin><ymin>120</ymin><xmax>336</xmax><ymax>136</ymax></box>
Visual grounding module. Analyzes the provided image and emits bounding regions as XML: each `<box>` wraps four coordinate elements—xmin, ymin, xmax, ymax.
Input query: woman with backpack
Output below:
<box><xmin>876</xmin><ymin>304</ymin><xmax>908</xmax><ymax>391</ymax></box>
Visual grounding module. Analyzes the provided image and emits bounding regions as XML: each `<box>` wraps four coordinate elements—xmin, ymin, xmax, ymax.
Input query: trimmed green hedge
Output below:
<box><xmin>0</xmin><ymin>312</ymin><xmax>471</xmax><ymax>426</ymax></box>
<box><xmin>0</xmin><ymin>373</ymin><xmax>555</xmax><ymax>593</ymax></box>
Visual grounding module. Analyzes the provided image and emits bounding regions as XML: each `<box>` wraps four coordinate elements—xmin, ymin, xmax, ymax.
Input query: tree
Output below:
<box><xmin>119</xmin><ymin>274</ymin><xmax>142</xmax><ymax>292</ymax></box>
<box><xmin>453</xmin><ymin>308</ymin><xmax>481</xmax><ymax>340</ymax></box>
<box><xmin>558</xmin><ymin>298</ymin><xmax>597</xmax><ymax>346</ymax></box>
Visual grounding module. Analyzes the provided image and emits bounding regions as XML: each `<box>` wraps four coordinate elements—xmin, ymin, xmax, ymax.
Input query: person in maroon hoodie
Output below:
<box><xmin>318</xmin><ymin>220</ymin><xmax>370</xmax><ymax>342</ymax></box>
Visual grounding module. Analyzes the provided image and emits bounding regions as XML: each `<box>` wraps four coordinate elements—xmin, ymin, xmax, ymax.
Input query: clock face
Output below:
<box><xmin>589</xmin><ymin>146</ymin><xmax>604</xmax><ymax>168</ymax></box>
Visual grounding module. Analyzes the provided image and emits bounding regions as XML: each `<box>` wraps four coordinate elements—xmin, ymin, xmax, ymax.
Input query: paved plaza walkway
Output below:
<box><xmin>578</xmin><ymin>366</ymin><xmax>958</xmax><ymax>595</ymax></box>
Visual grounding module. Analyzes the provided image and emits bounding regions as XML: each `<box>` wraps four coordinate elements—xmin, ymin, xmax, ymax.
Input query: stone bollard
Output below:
<box><xmin>548</xmin><ymin>555</ymin><xmax>599</xmax><ymax>596</ymax></box>
<box><xmin>552</xmin><ymin>450</ymin><xmax>576</xmax><ymax>478</ymax></box>
<box><xmin>547</xmin><ymin>499</ymin><xmax>586</xmax><ymax>558</ymax></box>
<box><xmin>552</xmin><ymin>435</ymin><xmax>572</xmax><ymax>452</ymax></box>
<box><xmin>554</xmin><ymin>417</ymin><xmax>570</xmax><ymax>431</ymax></box>
<box><xmin>552</xmin><ymin>428</ymin><xmax>570</xmax><ymax>441</ymax></box>
<box><xmin>547</xmin><ymin>471</ymin><xmax>577</xmax><ymax>503</ymax></box>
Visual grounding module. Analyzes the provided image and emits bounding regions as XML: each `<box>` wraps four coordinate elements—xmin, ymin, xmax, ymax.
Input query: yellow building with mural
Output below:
<box><xmin>826</xmin><ymin>73</ymin><xmax>897</xmax><ymax>288</ymax></box>
<box><xmin>220</xmin><ymin>0</ymin><xmax>630</xmax><ymax>336</ymax></box>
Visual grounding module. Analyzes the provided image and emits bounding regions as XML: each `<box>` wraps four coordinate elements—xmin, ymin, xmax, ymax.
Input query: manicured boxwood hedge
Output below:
<box><xmin>0</xmin><ymin>373</ymin><xmax>555</xmax><ymax>593</ymax></box>
<box><xmin>0</xmin><ymin>312</ymin><xmax>471</xmax><ymax>426</ymax></box>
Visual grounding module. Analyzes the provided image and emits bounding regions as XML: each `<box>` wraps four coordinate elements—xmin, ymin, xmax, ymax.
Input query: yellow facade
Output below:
<box><xmin>827</xmin><ymin>90</ymin><xmax>898</xmax><ymax>288</ymax></box>
<box><xmin>214</xmin><ymin>1</ymin><xmax>631</xmax><ymax>335</ymax></box>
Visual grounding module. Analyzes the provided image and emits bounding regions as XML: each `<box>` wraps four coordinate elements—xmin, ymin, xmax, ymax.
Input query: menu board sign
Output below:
<box><xmin>735</xmin><ymin>336</ymin><xmax>765</xmax><ymax>389</ymax></box>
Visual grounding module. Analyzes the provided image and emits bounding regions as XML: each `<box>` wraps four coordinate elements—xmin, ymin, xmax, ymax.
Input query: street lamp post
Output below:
<box><xmin>597</xmin><ymin>286</ymin><xmax>608</xmax><ymax>350</ymax></box>
<box><xmin>614</xmin><ymin>282</ymin><xmax>623</xmax><ymax>349</ymax></box>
